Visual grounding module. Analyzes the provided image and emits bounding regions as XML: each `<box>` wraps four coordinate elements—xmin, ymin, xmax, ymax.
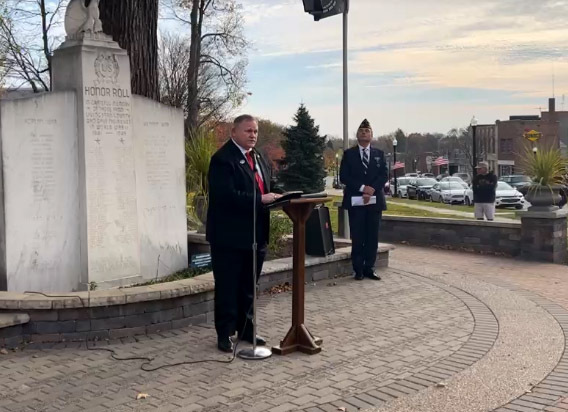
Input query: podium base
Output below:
<box><xmin>272</xmin><ymin>324</ymin><xmax>323</xmax><ymax>356</ymax></box>
<box><xmin>237</xmin><ymin>347</ymin><xmax>272</xmax><ymax>360</ymax></box>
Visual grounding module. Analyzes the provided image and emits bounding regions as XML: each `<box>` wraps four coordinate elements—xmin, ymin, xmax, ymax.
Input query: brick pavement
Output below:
<box><xmin>0</xmin><ymin>270</ymin><xmax>473</xmax><ymax>412</ymax></box>
<box><xmin>389</xmin><ymin>246</ymin><xmax>568</xmax><ymax>412</ymax></box>
<box><xmin>1</xmin><ymin>246</ymin><xmax>568</xmax><ymax>411</ymax></box>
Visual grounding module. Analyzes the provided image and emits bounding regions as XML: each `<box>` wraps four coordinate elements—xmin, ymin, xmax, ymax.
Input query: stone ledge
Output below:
<box><xmin>0</xmin><ymin>313</ymin><xmax>29</xmax><ymax>328</ymax></box>
<box><xmin>187</xmin><ymin>230</ymin><xmax>210</xmax><ymax>245</ymax></box>
<box><xmin>0</xmin><ymin>245</ymin><xmax>389</xmax><ymax>310</ymax></box>
<box><xmin>0</xmin><ymin>246</ymin><xmax>390</xmax><ymax>347</ymax></box>
<box><xmin>518</xmin><ymin>210</ymin><xmax>568</xmax><ymax>219</ymax></box>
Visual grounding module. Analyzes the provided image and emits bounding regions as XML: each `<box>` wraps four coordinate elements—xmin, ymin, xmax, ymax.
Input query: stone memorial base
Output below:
<box><xmin>0</xmin><ymin>34</ymin><xmax>187</xmax><ymax>292</ymax></box>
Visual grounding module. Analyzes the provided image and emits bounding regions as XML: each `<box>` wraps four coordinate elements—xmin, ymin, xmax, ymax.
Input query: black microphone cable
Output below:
<box><xmin>22</xmin><ymin>291</ymin><xmax>255</xmax><ymax>371</ymax></box>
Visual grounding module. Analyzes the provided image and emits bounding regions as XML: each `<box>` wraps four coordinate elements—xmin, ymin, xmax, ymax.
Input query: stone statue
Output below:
<box><xmin>65</xmin><ymin>0</ymin><xmax>104</xmax><ymax>37</ymax></box>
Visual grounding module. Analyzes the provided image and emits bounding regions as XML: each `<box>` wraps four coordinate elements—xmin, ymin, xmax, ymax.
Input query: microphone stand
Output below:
<box><xmin>237</xmin><ymin>149</ymin><xmax>272</xmax><ymax>360</ymax></box>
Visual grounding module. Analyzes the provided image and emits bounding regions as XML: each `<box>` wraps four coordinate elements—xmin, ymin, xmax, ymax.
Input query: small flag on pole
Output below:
<box><xmin>433</xmin><ymin>157</ymin><xmax>449</xmax><ymax>166</ymax></box>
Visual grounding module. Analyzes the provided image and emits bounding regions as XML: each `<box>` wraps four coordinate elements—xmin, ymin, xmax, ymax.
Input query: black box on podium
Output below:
<box><xmin>305</xmin><ymin>206</ymin><xmax>335</xmax><ymax>257</ymax></box>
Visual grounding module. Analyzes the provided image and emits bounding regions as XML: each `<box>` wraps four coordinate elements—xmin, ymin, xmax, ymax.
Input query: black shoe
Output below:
<box><xmin>241</xmin><ymin>334</ymin><xmax>267</xmax><ymax>346</ymax></box>
<box><xmin>354</xmin><ymin>272</ymin><xmax>364</xmax><ymax>281</ymax></box>
<box><xmin>364</xmin><ymin>271</ymin><xmax>381</xmax><ymax>281</ymax></box>
<box><xmin>217</xmin><ymin>336</ymin><xmax>234</xmax><ymax>353</ymax></box>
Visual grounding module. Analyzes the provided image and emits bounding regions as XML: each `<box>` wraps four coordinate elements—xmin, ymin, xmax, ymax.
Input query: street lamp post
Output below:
<box><xmin>471</xmin><ymin>116</ymin><xmax>478</xmax><ymax>177</ymax></box>
<box><xmin>393</xmin><ymin>138</ymin><xmax>398</xmax><ymax>197</ymax></box>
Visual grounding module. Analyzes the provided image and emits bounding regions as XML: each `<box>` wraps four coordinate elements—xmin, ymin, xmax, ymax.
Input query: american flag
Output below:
<box><xmin>433</xmin><ymin>156</ymin><xmax>449</xmax><ymax>166</ymax></box>
<box><xmin>392</xmin><ymin>161</ymin><xmax>405</xmax><ymax>170</ymax></box>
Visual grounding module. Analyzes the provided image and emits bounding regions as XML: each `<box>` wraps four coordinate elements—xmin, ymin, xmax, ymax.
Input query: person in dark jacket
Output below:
<box><xmin>472</xmin><ymin>161</ymin><xmax>498</xmax><ymax>221</ymax></box>
<box><xmin>339</xmin><ymin>119</ymin><xmax>388</xmax><ymax>281</ymax></box>
<box><xmin>206</xmin><ymin>114</ymin><xmax>282</xmax><ymax>353</ymax></box>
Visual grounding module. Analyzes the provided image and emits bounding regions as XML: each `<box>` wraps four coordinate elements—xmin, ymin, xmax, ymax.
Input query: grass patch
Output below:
<box><xmin>328</xmin><ymin>196</ymin><xmax>474</xmax><ymax>234</ymax></box>
<box><xmin>385</xmin><ymin>203</ymin><xmax>472</xmax><ymax>219</ymax></box>
<box><xmin>389</xmin><ymin>197</ymin><xmax>474</xmax><ymax>213</ymax></box>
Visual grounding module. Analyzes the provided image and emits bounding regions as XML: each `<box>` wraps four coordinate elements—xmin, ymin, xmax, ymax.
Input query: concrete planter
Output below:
<box><xmin>525</xmin><ymin>185</ymin><xmax>562</xmax><ymax>211</ymax></box>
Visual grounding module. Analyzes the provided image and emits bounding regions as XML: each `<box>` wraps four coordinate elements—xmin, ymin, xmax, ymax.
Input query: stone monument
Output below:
<box><xmin>0</xmin><ymin>2</ymin><xmax>188</xmax><ymax>292</ymax></box>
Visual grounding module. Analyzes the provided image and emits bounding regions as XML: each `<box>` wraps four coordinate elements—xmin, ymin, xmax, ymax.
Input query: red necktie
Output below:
<box><xmin>246</xmin><ymin>151</ymin><xmax>266</xmax><ymax>195</ymax></box>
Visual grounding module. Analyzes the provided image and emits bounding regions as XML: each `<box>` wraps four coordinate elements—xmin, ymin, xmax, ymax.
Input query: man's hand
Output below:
<box><xmin>261</xmin><ymin>193</ymin><xmax>282</xmax><ymax>204</ymax></box>
<box><xmin>363</xmin><ymin>186</ymin><xmax>375</xmax><ymax>195</ymax></box>
<box><xmin>363</xmin><ymin>193</ymin><xmax>371</xmax><ymax>204</ymax></box>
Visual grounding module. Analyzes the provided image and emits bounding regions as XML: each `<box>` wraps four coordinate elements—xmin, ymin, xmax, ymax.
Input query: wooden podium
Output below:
<box><xmin>271</xmin><ymin>197</ymin><xmax>331</xmax><ymax>355</ymax></box>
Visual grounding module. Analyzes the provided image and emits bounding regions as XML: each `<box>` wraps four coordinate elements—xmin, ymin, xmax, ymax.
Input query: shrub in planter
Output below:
<box><xmin>520</xmin><ymin>145</ymin><xmax>568</xmax><ymax>211</ymax></box>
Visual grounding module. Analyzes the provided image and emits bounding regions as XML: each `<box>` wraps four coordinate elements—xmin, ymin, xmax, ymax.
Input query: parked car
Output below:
<box><xmin>440</xmin><ymin>176</ymin><xmax>468</xmax><ymax>187</ymax></box>
<box><xmin>429</xmin><ymin>182</ymin><xmax>467</xmax><ymax>204</ymax></box>
<box><xmin>392</xmin><ymin>177</ymin><xmax>412</xmax><ymax>198</ymax></box>
<box><xmin>405</xmin><ymin>172</ymin><xmax>419</xmax><ymax>178</ymax></box>
<box><xmin>420</xmin><ymin>173</ymin><xmax>435</xmax><ymax>178</ymax></box>
<box><xmin>499</xmin><ymin>175</ymin><xmax>532</xmax><ymax>191</ymax></box>
<box><xmin>407</xmin><ymin>177</ymin><xmax>437</xmax><ymax>200</ymax></box>
<box><xmin>464</xmin><ymin>181</ymin><xmax>525</xmax><ymax>208</ymax></box>
<box><xmin>452</xmin><ymin>172</ymin><xmax>471</xmax><ymax>185</ymax></box>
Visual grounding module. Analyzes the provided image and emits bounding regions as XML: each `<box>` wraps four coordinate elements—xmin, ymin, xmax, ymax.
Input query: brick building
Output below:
<box><xmin>475</xmin><ymin>124</ymin><xmax>498</xmax><ymax>174</ymax></box>
<box><xmin>541</xmin><ymin>97</ymin><xmax>568</xmax><ymax>156</ymax></box>
<box><xmin>496</xmin><ymin>108</ymin><xmax>559</xmax><ymax>176</ymax></box>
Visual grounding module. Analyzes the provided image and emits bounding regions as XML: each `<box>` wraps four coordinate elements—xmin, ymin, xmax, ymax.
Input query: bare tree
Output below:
<box><xmin>159</xmin><ymin>29</ymin><xmax>246</xmax><ymax>126</ymax></box>
<box><xmin>0</xmin><ymin>3</ymin><xmax>8</xmax><ymax>91</ymax></box>
<box><xmin>168</xmin><ymin>0</ymin><xmax>248</xmax><ymax>131</ymax></box>
<box><xmin>0</xmin><ymin>0</ymin><xmax>66</xmax><ymax>92</ymax></box>
<box><xmin>159</xmin><ymin>31</ymin><xmax>190</xmax><ymax>112</ymax></box>
<box><xmin>440</xmin><ymin>127</ymin><xmax>472</xmax><ymax>172</ymax></box>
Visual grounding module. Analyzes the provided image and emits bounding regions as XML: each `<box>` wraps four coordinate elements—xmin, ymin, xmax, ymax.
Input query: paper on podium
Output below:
<box><xmin>351</xmin><ymin>196</ymin><xmax>377</xmax><ymax>206</ymax></box>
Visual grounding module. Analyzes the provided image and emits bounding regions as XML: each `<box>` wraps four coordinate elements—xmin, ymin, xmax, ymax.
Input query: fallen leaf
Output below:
<box><xmin>136</xmin><ymin>393</ymin><xmax>149</xmax><ymax>400</ymax></box>
<box><xmin>0</xmin><ymin>349</ymin><xmax>8</xmax><ymax>355</ymax></box>
<box><xmin>337</xmin><ymin>408</ymin><xmax>346</xmax><ymax>412</ymax></box>
<box><xmin>435</xmin><ymin>382</ymin><xmax>447</xmax><ymax>388</ymax></box>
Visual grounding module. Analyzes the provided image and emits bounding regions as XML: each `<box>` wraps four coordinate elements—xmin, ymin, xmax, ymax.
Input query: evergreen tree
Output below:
<box><xmin>278</xmin><ymin>104</ymin><xmax>326</xmax><ymax>193</ymax></box>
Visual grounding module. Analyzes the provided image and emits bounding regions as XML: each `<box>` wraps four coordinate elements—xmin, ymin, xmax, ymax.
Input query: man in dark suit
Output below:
<box><xmin>339</xmin><ymin>119</ymin><xmax>388</xmax><ymax>281</ymax></box>
<box><xmin>206</xmin><ymin>114</ymin><xmax>282</xmax><ymax>353</ymax></box>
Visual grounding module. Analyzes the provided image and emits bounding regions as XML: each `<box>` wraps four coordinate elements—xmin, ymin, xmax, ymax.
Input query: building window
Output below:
<box><xmin>499</xmin><ymin>139</ymin><xmax>513</xmax><ymax>154</ymax></box>
<box><xmin>499</xmin><ymin>165</ymin><xmax>514</xmax><ymax>176</ymax></box>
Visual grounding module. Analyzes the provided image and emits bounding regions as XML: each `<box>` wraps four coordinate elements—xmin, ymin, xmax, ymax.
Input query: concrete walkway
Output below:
<box><xmin>1</xmin><ymin>247</ymin><xmax>568</xmax><ymax>411</ymax></box>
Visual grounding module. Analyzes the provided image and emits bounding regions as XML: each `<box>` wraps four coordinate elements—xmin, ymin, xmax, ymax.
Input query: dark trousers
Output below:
<box><xmin>348</xmin><ymin>207</ymin><xmax>382</xmax><ymax>275</ymax></box>
<box><xmin>210</xmin><ymin>246</ymin><xmax>266</xmax><ymax>339</ymax></box>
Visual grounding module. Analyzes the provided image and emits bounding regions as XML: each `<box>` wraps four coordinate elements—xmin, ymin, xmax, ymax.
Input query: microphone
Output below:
<box><xmin>250</xmin><ymin>148</ymin><xmax>260</xmax><ymax>164</ymax></box>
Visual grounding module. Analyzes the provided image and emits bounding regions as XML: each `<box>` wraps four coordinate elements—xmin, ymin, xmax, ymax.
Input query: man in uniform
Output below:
<box><xmin>339</xmin><ymin>119</ymin><xmax>388</xmax><ymax>280</ymax></box>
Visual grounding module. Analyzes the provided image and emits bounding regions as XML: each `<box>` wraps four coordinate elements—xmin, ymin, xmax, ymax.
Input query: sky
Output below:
<box><xmin>233</xmin><ymin>0</ymin><xmax>568</xmax><ymax>138</ymax></box>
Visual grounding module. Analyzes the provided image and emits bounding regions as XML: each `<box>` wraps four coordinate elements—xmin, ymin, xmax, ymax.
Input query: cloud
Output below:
<box><xmin>238</xmin><ymin>0</ymin><xmax>568</xmax><ymax>135</ymax></box>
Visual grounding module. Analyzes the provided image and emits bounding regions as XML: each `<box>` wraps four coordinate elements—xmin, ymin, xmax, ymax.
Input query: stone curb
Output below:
<box><xmin>0</xmin><ymin>245</ymin><xmax>393</xmax><ymax>347</ymax></box>
<box><xmin>309</xmin><ymin>268</ymin><xmax>499</xmax><ymax>412</ymax></box>
<box><xmin>0</xmin><ymin>245</ymin><xmax>393</xmax><ymax>311</ymax></box>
